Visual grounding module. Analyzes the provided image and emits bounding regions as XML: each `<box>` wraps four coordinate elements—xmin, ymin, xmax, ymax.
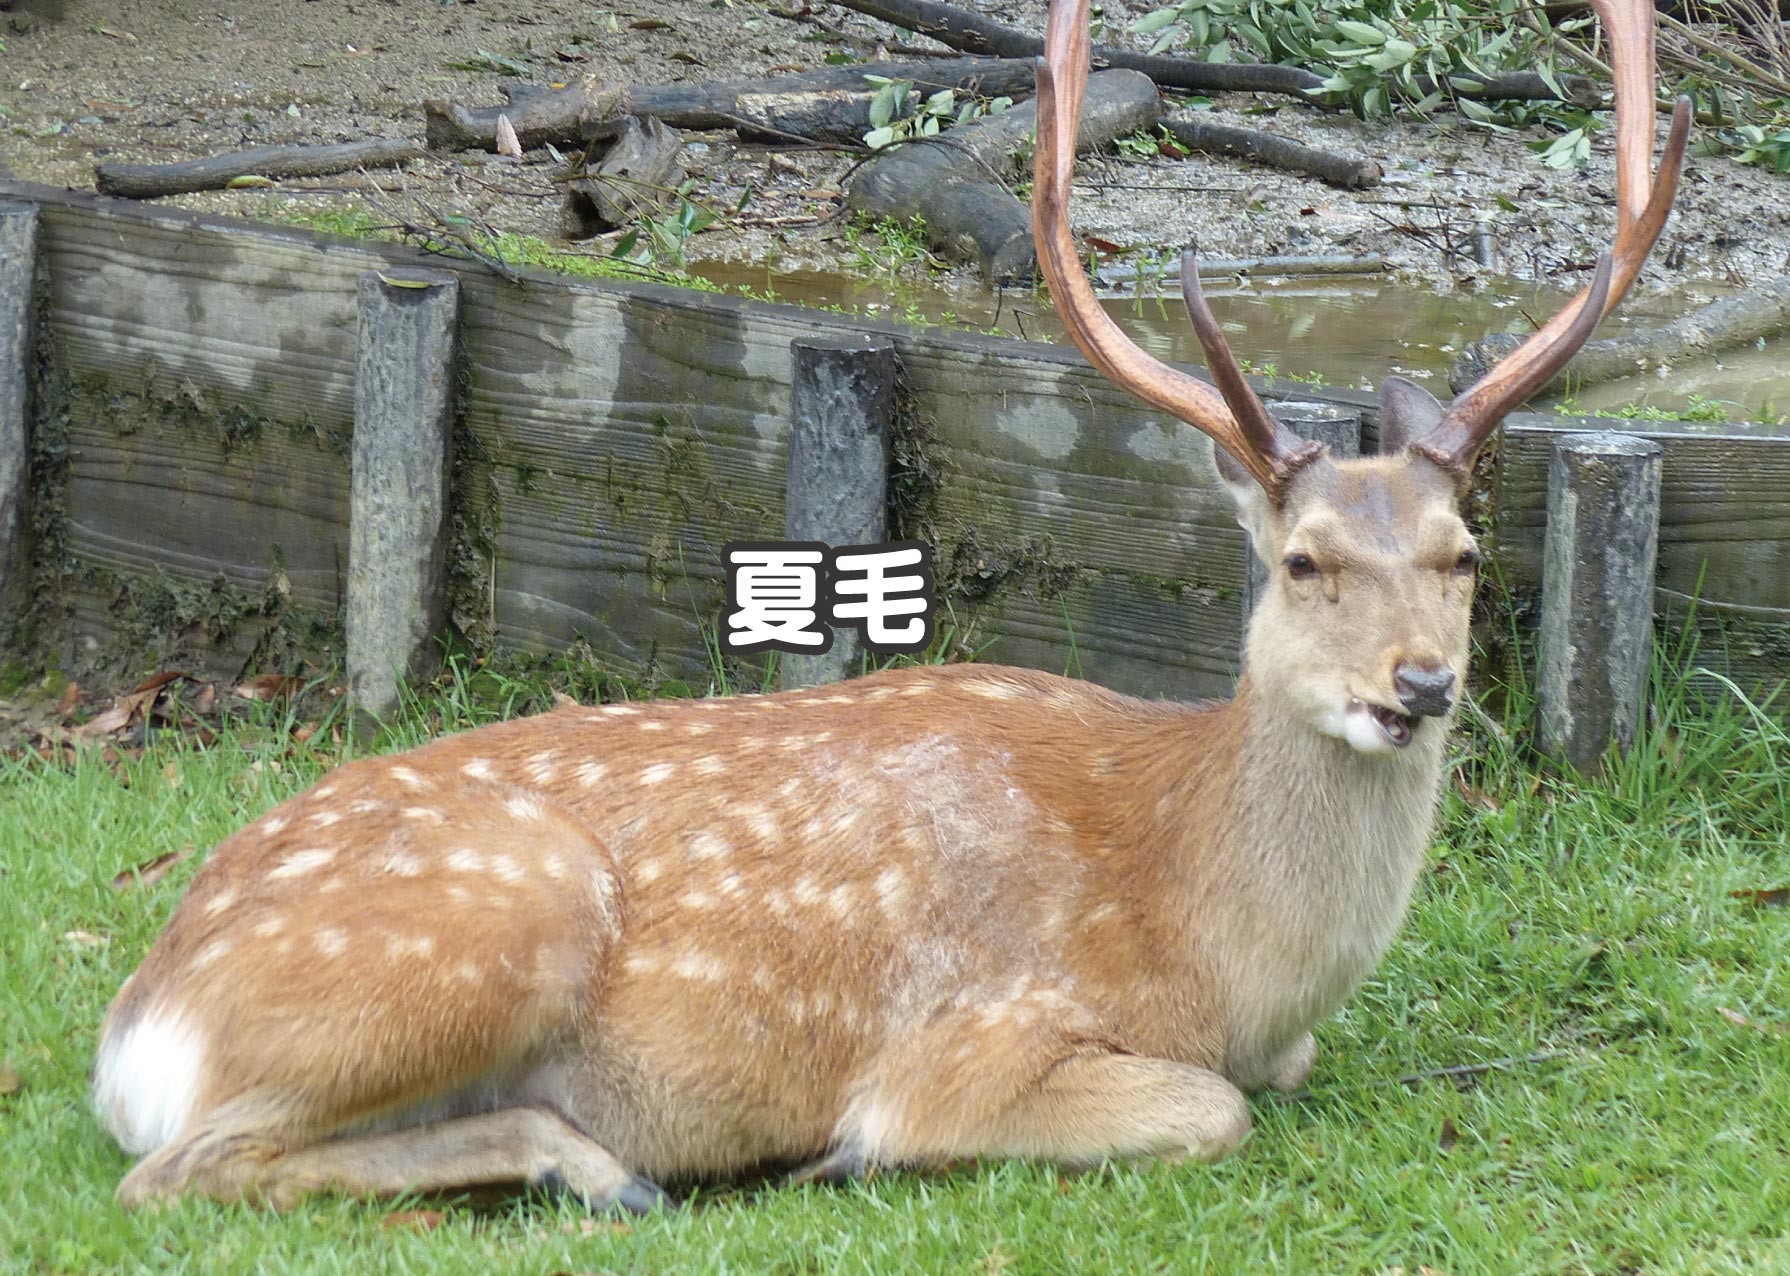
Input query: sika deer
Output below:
<box><xmin>93</xmin><ymin>0</ymin><xmax>1686</xmax><ymax>1212</ymax></box>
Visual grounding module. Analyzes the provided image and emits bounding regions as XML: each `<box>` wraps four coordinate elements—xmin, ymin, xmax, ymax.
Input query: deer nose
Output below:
<box><xmin>1394</xmin><ymin>665</ymin><xmax>1456</xmax><ymax>718</ymax></box>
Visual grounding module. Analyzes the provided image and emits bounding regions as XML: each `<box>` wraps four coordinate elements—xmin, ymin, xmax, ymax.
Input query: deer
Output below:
<box><xmin>91</xmin><ymin>0</ymin><xmax>1686</xmax><ymax>1214</ymax></box>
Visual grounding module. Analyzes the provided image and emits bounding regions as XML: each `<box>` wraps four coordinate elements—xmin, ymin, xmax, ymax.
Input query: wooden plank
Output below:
<box><xmin>60</xmin><ymin>383</ymin><xmax>349</xmax><ymax>610</ymax></box>
<box><xmin>0</xmin><ymin>202</ymin><xmax>36</xmax><ymax>618</ymax></box>
<box><xmin>8</xmin><ymin>181</ymin><xmax>1788</xmax><ymax>699</ymax></box>
<box><xmin>1497</xmin><ymin>413</ymin><xmax>1790</xmax><ymax>693</ymax></box>
<box><xmin>348</xmin><ymin>268</ymin><xmax>459</xmax><ymax>718</ymax></box>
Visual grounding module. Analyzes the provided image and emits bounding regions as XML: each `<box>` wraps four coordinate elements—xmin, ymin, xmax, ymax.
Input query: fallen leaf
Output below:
<box><xmin>194</xmin><ymin>683</ymin><xmax>218</xmax><ymax>714</ymax></box>
<box><xmin>162</xmin><ymin>760</ymin><xmax>182</xmax><ymax>790</ymax></box>
<box><xmin>1083</xmin><ymin>235</ymin><xmax>1127</xmax><ymax>254</ymax></box>
<box><xmin>1438</xmin><ymin>1115</ymin><xmax>1458</xmax><ymax>1152</ymax></box>
<box><xmin>1453</xmin><ymin>773</ymin><xmax>1501</xmax><ymax>812</ymax></box>
<box><xmin>1718</xmin><ymin>1006</ymin><xmax>1789</xmax><ymax>1037</ymax></box>
<box><xmin>226</xmin><ymin>174</ymin><xmax>278</xmax><ymax>189</ymax></box>
<box><xmin>111</xmin><ymin>845</ymin><xmax>194</xmax><ymax>892</ymax></box>
<box><xmin>63</xmin><ymin>930</ymin><xmax>110</xmax><ymax>950</ymax></box>
<box><xmin>668</xmin><ymin>51</ymin><xmax>704</xmax><ymax>64</ymax></box>
<box><xmin>57</xmin><ymin>681</ymin><xmax>81</xmax><ymax>717</ymax></box>
<box><xmin>133</xmin><ymin>672</ymin><xmax>186</xmax><ymax>696</ymax></box>
<box><xmin>293</xmin><ymin>723</ymin><xmax>317</xmax><ymax>744</ymax></box>
<box><xmin>381</xmin><ymin>1208</ymin><xmax>445</xmax><ymax>1231</ymax></box>
<box><xmin>495</xmin><ymin>113</ymin><xmax>522</xmax><ymax>159</ymax></box>
<box><xmin>629</xmin><ymin>17</ymin><xmax>672</xmax><ymax>29</ymax></box>
<box><xmin>0</xmin><ymin>1064</ymin><xmax>18</xmax><ymax>1097</ymax></box>
<box><xmin>1732</xmin><ymin>887</ymin><xmax>1789</xmax><ymax>909</ymax></box>
<box><xmin>235</xmin><ymin>674</ymin><xmax>304</xmax><ymax>702</ymax></box>
<box><xmin>550</xmin><ymin>691</ymin><xmax>579</xmax><ymax>710</ymax></box>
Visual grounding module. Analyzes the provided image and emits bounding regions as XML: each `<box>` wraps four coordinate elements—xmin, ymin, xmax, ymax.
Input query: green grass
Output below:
<box><xmin>2</xmin><ymin>655</ymin><xmax>1787</xmax><ymax>1275</ymax></box>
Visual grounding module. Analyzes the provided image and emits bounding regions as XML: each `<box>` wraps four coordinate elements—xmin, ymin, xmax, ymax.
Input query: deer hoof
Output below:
<box><xmin>787</xmin><ymin>1143</ymin><xmax>868</xmax><ymax>1186</ymax></box>
<box><xmin>539</xmin><ymin>1169</ymin><xmax>671</xmax><ymax>1215</ymax></box>
<box><xmin>614</xmin><ymin>1175</ymin><xmax>673</xmax><ymax>1215</ymax></box>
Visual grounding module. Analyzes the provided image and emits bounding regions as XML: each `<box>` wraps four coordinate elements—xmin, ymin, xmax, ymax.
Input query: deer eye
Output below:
<box><xmin>1453</xmin><ymin>549</ymin><xmax>1482</xmax><ymax>575</ymax></box>
<box><xmin>1283</xmin><ymin>554</ymin><xmax>1319</xmax><ymax>581</ymax></box>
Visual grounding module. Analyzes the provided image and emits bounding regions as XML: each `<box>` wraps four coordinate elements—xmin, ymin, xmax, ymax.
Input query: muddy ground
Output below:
<box><xmin>4</xmin><ymin>0</ymin><xmax>1789</xmax><ymax>307</ymax></box>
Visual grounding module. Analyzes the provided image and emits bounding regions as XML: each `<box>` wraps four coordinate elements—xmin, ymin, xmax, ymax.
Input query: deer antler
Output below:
<box><xmin>1031</xmin><ymin>0</ymin><xmax>1321</xmax><ymax>500</ymax></box>
<box><xmin>1412</xmin><ymin>0</ymin><xmax>1690</xmax><ymax>476</ymax></box>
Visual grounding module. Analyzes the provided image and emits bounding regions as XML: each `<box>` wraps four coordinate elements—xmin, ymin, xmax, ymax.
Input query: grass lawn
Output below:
<box><xmin>1</xmin><ymin>657</ymin><xmax>1787</xmax><ymax>1276</ymax></box>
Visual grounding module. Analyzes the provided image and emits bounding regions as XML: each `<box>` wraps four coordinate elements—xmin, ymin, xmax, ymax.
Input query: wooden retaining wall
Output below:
<box><xmin>1</xmin><ymin>180</ymin><xmax>1786</xmax><ymax>701</ymax></box>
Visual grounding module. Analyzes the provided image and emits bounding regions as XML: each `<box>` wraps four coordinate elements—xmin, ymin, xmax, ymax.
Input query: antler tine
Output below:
<box><xmin>1032</xmin><ymin>0</ymin><xmax>1317</xmax><ymax>499</ymax></box>
<box><xmin>1180</xmin><ymin>251</ymin><xmax>1307</xmax><ymax>469</ymax></box>
<box><xmin>1415</xmin><ymin>0</ymin><xmax>1688</xmax><ymax>476</ymax></box>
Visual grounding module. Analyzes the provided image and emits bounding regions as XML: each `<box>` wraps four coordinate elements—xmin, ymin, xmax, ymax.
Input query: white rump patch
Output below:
<box><xmin>92</xmin><ymin>1010</ymin><xmax>207</xmax><ymax>1156</ymax></box>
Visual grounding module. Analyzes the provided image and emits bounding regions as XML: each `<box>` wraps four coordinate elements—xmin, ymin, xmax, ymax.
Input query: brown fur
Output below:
<box><xmin>94</xmin><ymin>450</ymin><xmax>1481</xmax><ymax>1212</ymax></box>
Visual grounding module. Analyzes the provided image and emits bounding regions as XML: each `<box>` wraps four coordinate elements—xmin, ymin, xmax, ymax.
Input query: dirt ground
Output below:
<box><xmin>4</xmin><ymin>0</ymin><xmax>1789</xmax><ymax>304</ymax></box>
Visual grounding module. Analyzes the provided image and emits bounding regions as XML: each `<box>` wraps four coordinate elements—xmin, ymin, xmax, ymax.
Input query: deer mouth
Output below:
<box><xmin>1352</xmin><ymin>699</ymin><xmax>1416</xmax><ymax>748</ymax></box>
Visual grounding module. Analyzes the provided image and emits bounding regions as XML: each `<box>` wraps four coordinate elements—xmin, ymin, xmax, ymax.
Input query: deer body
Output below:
<box><xmin>95</xmin><ymin>0</ymin><xmax>1682</xmax><ymax>1211</ymax></box>
<box><xmin>98</xmin><ymin>648</ymin><xmax>1443</xmax><ymax>1205</ymax></box>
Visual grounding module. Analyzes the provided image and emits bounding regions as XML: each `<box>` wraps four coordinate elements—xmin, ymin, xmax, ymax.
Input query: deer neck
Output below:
<box><xmin>1176</xmin><ymin>676</ymin><xmax>1448</xmax><ymax>1078</ymax></box>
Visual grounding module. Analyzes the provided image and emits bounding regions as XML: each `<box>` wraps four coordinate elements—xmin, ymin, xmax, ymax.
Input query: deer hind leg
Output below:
<box><xmin>816</xmin><ymin>988</ymin><xmax>1251</xmax><ymax>1176</ymax></box>
<box><xmin>105</xmin><ymin>790</ymin><xmax>631</xmax><ymax>1211</ymax></box>
<box><xmin>120</xmin><ymin>1107</ymin><xmax>665</xmax><ymax>1213</ymax></box>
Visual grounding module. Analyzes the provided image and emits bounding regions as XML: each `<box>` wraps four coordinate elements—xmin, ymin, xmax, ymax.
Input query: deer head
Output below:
<box><xmin>1032</xmin><ymin>0</ymin><xmax>1686</xmax><ymax>755</ymax></box>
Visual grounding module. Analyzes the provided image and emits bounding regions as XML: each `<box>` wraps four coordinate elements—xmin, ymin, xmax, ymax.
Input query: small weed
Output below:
<box><xmin>862</xmin><ymin>76</ymin><xmax>1011</xmax><ymax>150</ymax></box>
<box><xmin>841</xmin><ymin>214</ymin><xmax>940</xmax><ymax>279</ymax></box>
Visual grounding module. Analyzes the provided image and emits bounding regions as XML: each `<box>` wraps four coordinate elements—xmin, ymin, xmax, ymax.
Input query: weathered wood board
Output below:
<box><xmin>1496</xmin><ymin>415</ymin><xmax>1790</xmax><ymax>694</ymax></box>
<box><xmin>10</xmin><ymin>182</ymin><xmax>1254</xmax><ymax>697</ymax></box>
<box><xmin>6</xmin><ymin>179</ymin><xmax>1788</xmax><ymax>699</ymax></box>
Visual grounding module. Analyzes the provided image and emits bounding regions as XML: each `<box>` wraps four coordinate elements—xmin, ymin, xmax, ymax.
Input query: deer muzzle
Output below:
<box><xmin>1394</xmin><ymin>666</ymin><xmax>1456</xmax><ymax>719</ymax></box>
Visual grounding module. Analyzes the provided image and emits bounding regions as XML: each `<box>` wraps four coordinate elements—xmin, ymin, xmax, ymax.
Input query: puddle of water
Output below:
<box><xmin>694</xmin><ymin>260</ymin><xmax>1790</xmax><ymax>425</ymax></box>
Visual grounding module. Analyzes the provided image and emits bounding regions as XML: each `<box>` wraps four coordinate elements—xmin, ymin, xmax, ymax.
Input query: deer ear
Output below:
<box><xmin>1212</xmin><ymin>441</ymin><xmax>1276</xmax><ymax>548</ymax></box>
<box><xmin>1377</xmin><ymin>376</ymin><xmax>1445</xmax><ymax>456</ymax></box>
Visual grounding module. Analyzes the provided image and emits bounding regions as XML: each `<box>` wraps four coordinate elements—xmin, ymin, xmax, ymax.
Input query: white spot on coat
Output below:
<box><xmin>671</xmin><ymin>952</ymin><xmax>725</xmax><ymax>982</ymax></box>
<box><xmin>640</xmin><ymin>763</ymin><xmax>675</xmax><ymax>785</ymax></box>
<box><xmin>269</xmin><ymin>848</ymin><xmax>336</xmax><ymax>879</ymax></box>
<box><xmin>461</xmin><ymin>758</ymin><xmax>496</xmax><ymax>782</ymax></box>
<box><xmin>575</xmin><ymin>760</ymin><xmax>608</xmax><ymax>788</ymax></box>
<box><xmin>314</xmin><ymin>927</ymin><xmax>349</xmax><ymax>957</ymax></box>
<box><xmin>688</xmin><ymin>831</ymin><xmax>730</xmax><ymax>860</ymax></box>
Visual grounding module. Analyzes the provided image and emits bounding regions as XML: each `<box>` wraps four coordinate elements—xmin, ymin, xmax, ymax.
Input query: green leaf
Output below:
<box><xmin>1332</xmin><ymin>19</ymin><xmax>1387</xmax><ymax>46</ymax></box>
<box><xmin>1129</xmin><ymin>8</ymin><xmax>1181</xmax><ymax>35</ymax></box>
<box><xmin>864</xmin><ymin>125</ymin><xmax>896</xmax><ymax>149</ymax></box>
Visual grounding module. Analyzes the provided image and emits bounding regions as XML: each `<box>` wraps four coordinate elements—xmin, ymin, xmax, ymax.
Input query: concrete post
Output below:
<box><xmin>780</xmin><ymin>334</ymin><xmax>897</xmax><ymax>689</ymax></box>
<box><xmin>1537</xmin><ymin>431</ymin><xmax>1663</xmax><ymax>770</ymax></box>
<box><xmin>347</xmin><ymin>268</ymin><xmax>460</xmax><ymax>721</ymax></box>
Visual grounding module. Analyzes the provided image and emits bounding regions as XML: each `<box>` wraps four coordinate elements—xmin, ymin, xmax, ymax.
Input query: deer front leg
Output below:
<box><xmin>814</xmin><ymin>994</ymin><xmax>1251</xmax><ymax>1176</ymax></box>
<box><xmin>1264</xmin><ymin>1031</ymin><xmax>1317</xmax><ymax>1093</ymax></box>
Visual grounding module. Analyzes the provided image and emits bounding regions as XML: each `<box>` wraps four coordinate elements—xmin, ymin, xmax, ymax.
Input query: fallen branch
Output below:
<box><xmin>831</xmin><ymin>0</ymin><xmax>1595</xmax><ymax>105</ymax></box>
<box><xmin>1161</xmin><ymin>116</ymin><xmax>1381</xmax><ymax>189</ymax></box>
<box><xmin>424</xmin><ymin>58</ymin><xmax>1043</xmax><ymax>153</ymax></box>
<box><xmin>1271</xmin><ymin>1049</ymin><xmax>1570</xmax><ymax>1105</ymax></box>
<box><xmin>845</xmin><ymin>69</ymin><xmax>1161</xmax><ymax>283</ymax></box>
<box><xmin>94</xmin><ymin>139</ymin><xmax>424</xmax><ymax>199</ymax></box>
<box><xmin>832</xmin><ymin>0</ymin><xmax>1325</xmax><ymax>96</ymax></box>
<box><xmin>1093</xmin><ymin>254</ymin><xmax>1386</xmax><ymax>288</ymax></box>
<box><xmin>1450</xmin><ymin>273</ymin><xmax>1790</xmax><ymax>396</ymax></box>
